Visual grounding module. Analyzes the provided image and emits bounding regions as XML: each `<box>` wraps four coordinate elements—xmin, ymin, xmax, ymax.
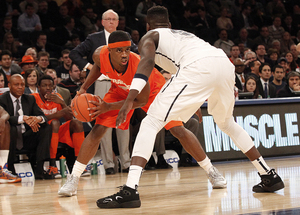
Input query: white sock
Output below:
<box><xmin>198</xmin><ymin>156</ymin><xmax>213</xmax><ymax>174</ymax></box>
<box><xmin>0</xmin><ymin>150</ymin><xmax>9</xmax><ymax>167</ymax></box>
<box><xmin>71</xmin><ymin>161</ymin><xmax>87</xmax><ymax>178</ymax></box>
<box><xmin>251</xmin><ymin>156</ymin><xmax>270</xmax><ymax>175</ymax></box>
<box><xmin>126</xmin><ymin>165</ymin><xmax>143</xmax><ymax>189</ymax></box>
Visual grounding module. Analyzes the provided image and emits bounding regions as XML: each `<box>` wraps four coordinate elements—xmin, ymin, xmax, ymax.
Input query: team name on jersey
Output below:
<box><xmin>111</xmin><ymin>78</ymin><xmax>130</xmax><ymax>91</ymax></box>
<box><xmin>41</xmin><ymin>107</ymin><xmax>58</xmax><ymax>115</ymax></box>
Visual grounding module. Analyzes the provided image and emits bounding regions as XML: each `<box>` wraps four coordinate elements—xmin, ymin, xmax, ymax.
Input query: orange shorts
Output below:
<box><xmin>58</xmin><ymin>121</ymin><xmax>73</xmax><ymax>147</ymax></box>
<box><xmin>95</xmin><ymin>88</ymin><xmax>134</xmax><ymax>130</ymax></box>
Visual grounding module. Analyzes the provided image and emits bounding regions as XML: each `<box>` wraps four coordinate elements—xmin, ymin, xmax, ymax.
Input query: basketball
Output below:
<box><xmin>71</xmin><ymin>93</ymin><xmax>100</xmax><ymax>122</ymax></box>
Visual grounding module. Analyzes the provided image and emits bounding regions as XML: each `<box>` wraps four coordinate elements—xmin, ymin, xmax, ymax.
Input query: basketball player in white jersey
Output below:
<box><xmin>97</xmin><ymin>6</ymin><xmax>284</xmax><ymax>208</ymax></box>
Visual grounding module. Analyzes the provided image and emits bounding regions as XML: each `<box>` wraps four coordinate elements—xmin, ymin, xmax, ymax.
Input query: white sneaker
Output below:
<box><xmin>58</xmin><ymin>174</ymin><xmax>79</xmax><ymax>197</ymax></box>
<box><xmin>207</xmin><ymin>166</ymin><xmax>227</xmax><ymax>189</ymax></box>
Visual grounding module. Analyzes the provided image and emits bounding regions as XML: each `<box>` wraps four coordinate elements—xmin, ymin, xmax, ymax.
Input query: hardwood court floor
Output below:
<box><xmin>1</xmin><ymin>155</ymin><xmax>299</xmax><ymax>215</ymax></box>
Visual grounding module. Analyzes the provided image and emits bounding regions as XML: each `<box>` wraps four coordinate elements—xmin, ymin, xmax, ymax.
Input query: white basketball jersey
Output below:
<box><xmin>152</xmin><ymin>28</ymin><xmax>226</xmax><ymax>74</ymax></box>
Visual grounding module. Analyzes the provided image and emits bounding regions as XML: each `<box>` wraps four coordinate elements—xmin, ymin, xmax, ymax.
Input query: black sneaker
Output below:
<box><xmin>252</xmin><ymin>169</ymin><xmax>284</xmax><ymax>193</ymax></box>
<box><xmin>156</xmin><ymin>155</ymin><xmax>172</xmax><ymax>169</ymax></box>
<box><xmin>96</xmin><ymin>185</ymin><xmax>141</xmax><ymax>208</ymax></box>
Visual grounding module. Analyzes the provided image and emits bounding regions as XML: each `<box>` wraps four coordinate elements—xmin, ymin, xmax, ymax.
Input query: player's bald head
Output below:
<box><xmin>147</xmin><ymin>6</ymin><xmax>170</xmax><ymax>30</ymax></box>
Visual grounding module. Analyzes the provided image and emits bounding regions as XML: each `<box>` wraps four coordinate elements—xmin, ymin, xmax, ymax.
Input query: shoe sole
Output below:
<box><xmin>0</xmin><ymin>179</ymin><xmax>22</xmax><ymax>183</ymax></box>
<box><xmin>58</xmin><ymin>190</ymin><xmax>77</xmax><ymax>197</ymax></box>
<box><xmin>252</xmin><ymin>181</ymin><xmax>285</xmax><ymax>193</ymax></box>
<box><xmin>97</xmin><ymin>200</ymin><xmax>141</xmax><ymax>208</ymax></box>
<box><xmin>213</xmin><ymin>183</ymin><xmax>227</xmax><ymax>189</ymax></box>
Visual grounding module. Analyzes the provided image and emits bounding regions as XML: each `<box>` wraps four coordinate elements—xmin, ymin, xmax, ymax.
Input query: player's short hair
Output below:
<box><xmin>147</xmin><ymin>6</ymin><xmax>169</xmax><ymax>24</ymax></box>
<box><xmin>38</xmin><ymin>74</ymin><xmax>54</xmax><ymax>86</ymax></box>
<box><xmin>108</xmin><ymin>30</ymin><xmax>130</xmax><ymax>43</ymax></box>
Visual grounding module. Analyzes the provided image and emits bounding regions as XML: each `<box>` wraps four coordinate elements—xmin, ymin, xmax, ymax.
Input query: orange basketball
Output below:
<box><xmin>71</xmin><ymin>93</ymin><xmax>100</xmax><ymax>122</ymax></box>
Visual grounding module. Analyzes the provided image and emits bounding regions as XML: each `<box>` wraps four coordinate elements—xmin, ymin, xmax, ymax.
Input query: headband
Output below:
<box><xmin>108</xmin><ymin>41</ymin><xmax>131</xmax><ymax>49</ymax></box>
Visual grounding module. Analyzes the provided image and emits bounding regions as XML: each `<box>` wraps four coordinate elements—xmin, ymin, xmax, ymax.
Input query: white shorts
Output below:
<box><xmin>147</xmin><ymin>56</ymin><xmax>235</xmax><ymax>124</ymax></box>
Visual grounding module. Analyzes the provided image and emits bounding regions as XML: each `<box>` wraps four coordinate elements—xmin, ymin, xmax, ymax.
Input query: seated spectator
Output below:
<box><xmin>293</xmin><ymin>30</ymin><xmax>300</xmax><ymax>45</ymax></box>
<box><xmin>34</xmin><ymin>32</ymin><xmax>62</xmax><ymax>58</ymax></box>
<box><xmin>246</xmin><ymin>59</ymin><xmax>261</xmax><ymax>80</ymax></box>
<box><xmin>229</xmin><ymin>45</ymin><xmax>240</xmax><ymax>63</ymax></box>
<box><xmin>266</xmin><ymin>0</ymin><xmax>286</xmax><ymax>17</ymax></box>
<box><xmin>19</xmin><ymin>0</ymin><xmax>38</xmax><ymax>14</ymax></box>
<box><xmin>0</xmin><ymin>73</ymin><xmax>6</xmax><ymax>89</ymax></box>
<box><xmin>37</xmin><ymin>0</ymin><xmax>56</xmax><ymax>32</ymax></box>
<box><xmin>61</xmin><ymin>0</ymin><xmax>84</xmax><ymax>18</ymax></box>
<box><xmin>0</xmin><ymin>74</ymin><xmax>53</xmax><ymax>179</ymax></box>
<box><xmin>17</xmin><ymin>3</ymin><xmax>42</xmax><ymax>45</ymax></box>
<box><xmin>0</xmin><ymin>50</ymin><xmax>22</xmax><ymax>83</ymax></box>
<box><xmin>36</xmin><ymin>51</ymin><xmax>50</xmax><ymax>76</ymax></box>
<box><xmin>80</xmin><ymin>7</ymin><xmax>98</xmax><ymax>37</ymax></box>
<box><xmin>244</xmin><ymin>50</ymin><xmax>257</xmax><ymax>73</ymax></box>
<box><xmin>51</xmin><ymin>5</ymin><xmax>69</xmax><ymax>28</ymax></box>
<box><xmin>267</xmin><ymin>48</ymin><xmax>279</xmax><ymax>68</ymax></box>
<box><xmin>0</xmin><ymin>0</ymin><xmax>21</xmax><ymax>27</ymax></box>
<box><xmin>135</xmin><ymin>0</ymin><xmax>155</xmax><ymax>35</ymax></box>
<box><xmin>19</xmin><ymin>55</ymin><xmax>37</xmax><ymax>75</ymax></box>
<box><xmin>0</xmin><ymin>16</ymin><xmax>19</xmax><ymax>43</ymax></box>
<box><xmin>25</xmin><ymin>47</ymin><xmax>37</xmax><ymax>60</ymax></box>
<box><xmin>257</xmin><ymin>63</ymin><xmax>276</xmax><ymax>98</ymax></box>
<box><xmin>268</xmin><ymin>16</ymin><xmax>285</xmax><ymax>41</ymax></box>
<box><xmin>243</xmin><ymin>76</ymin><xmax>261</xmax><ymax>99</ymax></box>
<box><xmin>64</xmin><ymin>34</ymin><xmax>81</xmax><ymax>50</ymax></box>
<box><xmin>278</xmin><ymin>57</ymin><xmax>289</xmax><ymax>74</ymax></box>
<box><xmin>0</xmin><ymin>105</ymin><xmax>21</xmax><ymax>183</ymax></box>
<box><xmin>45</xmin><ymin>69</ymin><xmax>71</xmax><ymax>106</ymax></box>
<box><xmin>280</xmin><ymin>31</ymin><xmax>295</xmax><ymax>54</ymax></box>
<box><xmin>213</xmin><ymin>29</ymin><xmax>234</xmax><ymax>57</ymax></box>
<box><xmin>234</xmin><ymin>28</ymin><xmax>255</xmax><ymax>50</ymax></box>
<box><xmin>32</xmin><ymin>75</ymin><xmax>85</xmax><ymax>177</ymax></box>
<box><xmin>176</xmin><ymin>6</ymin><xmax>195</xmax><ymax>34</ymax></box>
<box><xmin>271</xmin><ymin>65</ymin><xmax>286</xmax><ymax>94</ymax></box>
<box><xmin>24</xmin><ymin>68</ymin><xmax>39</xmax><ymax>94</ymax></box>
<box><xmin>216</xmin><ymin>6</ymin><xmax>233</xmax><ymax>31</ymax></box>
<box><xmin>131</xmin><ymin>30</ymin><xmax>140</xmax><ymax>46</ymax></box>
<box><xmin>255</xmin><ymin>44</ymin><xmax>272</xmax><ymax>65</ymax></box>
<box><xmin>57</xmin><ymin>63</ymin><xmax>81</xmax><ymax>98</ymax></box>
<box><xmin>277</xmin><ymin>71</ymin><xmax>300</xmax><ymax>97</ymax></box>
<box><xmin>271</xmin><ymin>39</ymin><xmax>282</xmax><ymax>56</ymax></box>
<box><xmin>234</xmin><ymin>58</ymin><xmax>246</xmax><ymax>91</ymax></box>
<box><xmin>117</xmin><ymin>16</ymin><xmax>132</xmax><ymax>34</ymax></box>
<box><xmin>102</xmin><ymin>0</ymin><xmax>125</xmax><ymax>15</ymax></box>
<box><xmin>285</xmin><ymin>52</ymin><xmax>299</xmax><ymax>73</ymax></box>
<box><xmin>56</xmin><ymin>49</ymin><xmax>72</xmax><ymax>83</ymax></box>
<box><xmin>282</xmin><ymin>14</ymin><xmax>298</xmax><ymax>39</ymax></box>
<box><xmin>254</xmin><ymin>26</ymin><xmax>274</xmax><ymax>51</ymax></box>
<box><xmin>290</xmin><ymin>44</ymin><xmax>300</xmax><ymax>65</ymax></box>
<box><xmin>0</xmin><ymin>32</ymin><xmax>23</xmax><ymax>59</ymax></box>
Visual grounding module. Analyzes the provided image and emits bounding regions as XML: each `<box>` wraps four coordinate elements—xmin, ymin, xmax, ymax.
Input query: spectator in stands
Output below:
<box><xmin>267</xmin><ymin>48</ymin><xmax>279</xmax><ymax>68</ymax></box>
<box><xmin>0</xmin><ymin>74</ymin><xmax>53</xmax><ymax>179</ymax></box>
<box><xmin>268</xmin><ymin>16</ymin><xmax>285</xmax><ymax>40</ymax></box>
<box><xmin>216</xmin><ymin>6</ymin><xmax>233</xmax><ymax>31</ymax></box>
<box><xmin>25</xmin><ymin>47</ymin><xmax>37</xmax><ymax>61</ymax></box>
<box><xmin>135</xmin><ymin>0</ymin><xmax>156</xmax><ymax>35</ymax></box>
<box><xmin>0</xmin><ymin>0</ymin><xmax>20</xmax><ymax>26</ymax></box>
<box><xmin>255</xmin><ymin>44</ymin><xmax>272</xmax><ymax>65</ymax></box>
<box><xmin>102</xmin><ymin>0</ymin><xmax>125</xmax><ymax>15</ymax></box>
<box><xmin>62</xmin><ymin>0</ymin><xmax>84</xmax><ymax>18</ymax></box>
<box><xmin>0</xmin><ymin>73</ymin><xmax>6</xmax><ymax>89</ymax></box>
<box><xmin>285</xmin><ymin>52</ymin><xmax>299</xmax><ymax>73</ymax></box>
<box><xmin>19</xmin><ymin>55</ymin><xmax>37</xmax><ymax>76</ymax></box>
<box><xmin>233</xmin><ymin>3</ymin><xmax>258</xmax><ymax>34</ymax></box>
<box><xmin>131</xmin><ymin>30</ymin><xmax>140</xmax><ymax>46</ymax></box>
<box><xmin>254</xmin><ymin>26</ymin><xmax>273</xmax><ymax>50</ymax></box>
<box><xmin>17</xmin><ymin>3</ymin><xmax>42</xmax><ymax>45</ymax></box>
<box><xmin>234</xmin><ymin>58</ymin><xmax>246</xmax><ymax>91</ymax></box>
<box><xmin>80</xmin><ymin>7</ymin><xmax>97</xmax><ymax>37</ymax></box>
<box><xmin>214</xmin><ymin>29</ymin><xmax>234</xmax><ymax>57</ymax></box>
<box><xmin>117</xmin><ymin>16</ymin><xmax>132</xmax><ymax>34</ymax></box>
<box><xmin>46</xmin><ymin>69</ymin><xmax>71</xmax><ymax>106</ymax></box>
<box><xmin>278</xmin><ymin>57</ymin><xmax>289</xmax><ymax>73</ymax></box>
<box><xmin>37</xmin><ymin>0</ymin><xmax>56</xmax><ymax>32</ymax></box>
<box><xmin>229</xmin><ymin>45</ymin><xmax>240</xmax><ymax>63</ymax></box>
<box><xmin>266</xmin><ymin>0</ymin><xmax>286</xmax><ymax>17</ymax></box>
<box><xmin>0</xmin><ymin>50</ymin><xmax>22</xmax><ymax>86</ymax></box>
<box><xmin>176</xmin><ymin>6</ymin><xmax>194</xmax><ymax>34</ymax></box>
<box><xmin>56</xmin><ymin>49</ymin><xmax>72</xmax><ymax>83</ymax></box>
<box><xmin>277</xmin><ymin>71</ymin><xmax>300</xmax><ymax>97</ymax></box>
<box><xmin>234</xmin><ymin>28</ymin><xmax>255</xmax><ymax>50</ymax></box>
<box><xmin>294</xmin><ymin>30</ymin><xmax>300</xmax><ymax>45</ymax></box>
<box><xmin>0</xmin><ymin>105</ymin><xmax>21</xmax><ymax>183</ymax></box>
<box><xmin>282</xmin><ymin>14</ymin><xmax>298</xmax><ymax>39</ymax></box>
<box><xmin>290</xmin><ymin>44</ymin><xmax>300</xmax><ymax>65</ymax></box>
<box><xmin>244</xmin><ymin>50</ymin><xmax>257</xmax><ymax>73</ymax></box>
<box><xmin>193</xmin><ymin>6</ymin><xmax>215</xmax><ymax>41</ymax></box>
<box><xmin>36</xmin><ymin>51</ymin><xmax>50</xmax><ymax>76</ymax></box>
<box><xmin>207</xmin><ymin>0</ymin><xmax>222</xmax><ymax>18</ymax></box>
<box><xmin>57</xmin><ymin>63</ymin><xmax>81</xmax><ymax>98</ymax></box>
<box><xmin>33</xmin><ymin>75</ymin><xmax>85</xmax><ymax>177</ymax></box>
<box><xmin>271</xmin><ymin>65</ymin><xmax>286</xmax><ymax>94</ymax></box>
<box><xmin>280</xmin><ymin>31</ymin><xmax>295</xmax><ymax>54</ymax></box>
<box><xmin>34</xmin><ymin>32</ymin><xmax>61</xmax><ymax>58</ymax></box>
<box><xmin>271</xmin><ymin>39</ymin><xmax>281</xmax><ymax>55</ymax></box>
<box><xmin>257</xmin><ymin>63</ymin><xmax>276</xmax><ymax>98</ymax></box>
<box><xmin>243</xmin><ymin>76</ymin><xmax>261</xmax><ymax>99</ymax></box>
<box><xmin>246</xmin><ymin>59</ymin><xmax>261</xmax><ymax>80</ymax></box>
<box><xmin>52</xmin><ymin>5</ymin><xmax>69</xmax><ymax>28</ymax></box>
<box><xmin>19</xmin><ymin>0</ymin><xmax>38</xmax><ymax>13</ymax></box>
<box><xmin>0</xmin><ymin>32</ymin><xmax>23</xmax><ymax>59</ymax></box>
<box><xmin>24</xmin><ymin>68</ymin><xmax>39</xmax><ymax>94</ymax></box>
<box><xmin>0</xmin><ymin>16</ymin><xmax>19</xmax><ymax>43</ymax></box>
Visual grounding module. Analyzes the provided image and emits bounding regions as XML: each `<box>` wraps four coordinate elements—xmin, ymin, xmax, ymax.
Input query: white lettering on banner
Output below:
<box><xmin>203</xmin><ymin>113</ymin><xmax>300</xmax><ymax>152</ymax></box>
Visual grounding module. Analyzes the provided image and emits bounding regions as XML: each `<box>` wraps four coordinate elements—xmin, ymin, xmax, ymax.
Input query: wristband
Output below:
<box><xmin>130</xmin><ymin>74</ymin><xmax>148</xmax><ymax>93</ymax></box>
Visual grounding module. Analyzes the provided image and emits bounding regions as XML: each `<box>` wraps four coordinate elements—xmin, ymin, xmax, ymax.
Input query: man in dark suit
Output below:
<box><xmin>277</xmin><ymin>72</ymin><xmax>300</xmax><ymax>97</ymax></box>
<box><xmin>257</xmin><ymin>63</ymin><xmax>276</xmax><ymax>98</ymax></box>
<box><xmin>0</xmin><ymin>16</ymin><xmax>19</xmax><ymax>42</ymax></box>
<box><xmin>234</xmin><ymin>58</ymin><xmax>246</xmax><ymax>91</ymax></box>
<box><xmin>0</xmin><ymin>74</ymin><xmax>53</xmax><ymax>179</ymax></box>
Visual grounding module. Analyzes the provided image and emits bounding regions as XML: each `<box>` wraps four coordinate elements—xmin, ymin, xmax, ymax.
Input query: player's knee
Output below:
<box><xmin>51</xmin><ymin>119</ymin><xmax>60</xmax><ymax>132</ymax></box>
<box><xmin>170</xmin><ymin>126</ymin><xmax>187</xmax><ymax>139</ymax></box>
<box><xmin>70</xmin><ymin>119</ymin><xmax>84</xmax><ymax>132</ymax></box>
<box><xmin>215</xmin><ymin>117</ymin><xmax>234</xmax><ymax>134</ymax></box>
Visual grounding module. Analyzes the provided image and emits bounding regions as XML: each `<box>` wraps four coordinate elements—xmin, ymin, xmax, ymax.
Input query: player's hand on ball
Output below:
<box><xmin>88</xmin><ymin>96</ymin><xmax>106</xmax><ymax>120</ymax></box>
<box><xmin>77</xmin><ymin>88</ymin><xmax>86</xmax><ymax>96</ymax></box>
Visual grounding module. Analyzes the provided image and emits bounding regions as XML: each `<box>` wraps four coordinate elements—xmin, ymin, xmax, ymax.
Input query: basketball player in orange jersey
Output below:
<box><xmin>58</xmin><ymin>30</ymin><xmax>226</xmax><ymax>197</ymax></box>
<box><xmin>32</xmin><ymin>75</ymin><xmax>85</xmax><ymax>179</ymax></box>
